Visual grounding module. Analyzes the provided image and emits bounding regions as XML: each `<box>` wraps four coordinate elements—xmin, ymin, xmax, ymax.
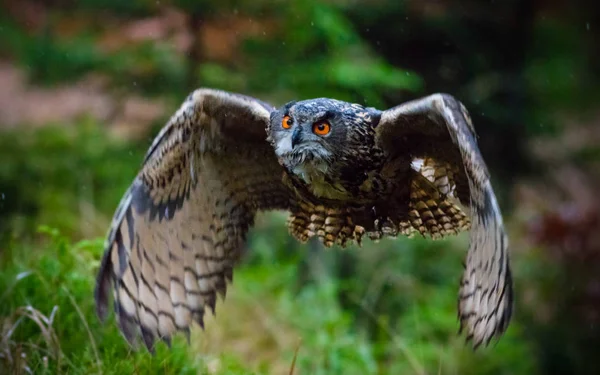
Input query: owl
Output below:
<box><xmin>95</xmin><ymin>88</ymin><xmax>513</xmax><ymax>352</ymax></box>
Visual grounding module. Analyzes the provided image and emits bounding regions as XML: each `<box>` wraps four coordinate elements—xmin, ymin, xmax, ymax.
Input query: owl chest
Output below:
<box><xmin>293</xmin><ymin>164</ymin><xmax>353</xmax><ymax>200</ymax></box>
<box><xmin>291</xmin><ymin>167</ymin><xmax>388</xmax><ymax>204</ymax></box>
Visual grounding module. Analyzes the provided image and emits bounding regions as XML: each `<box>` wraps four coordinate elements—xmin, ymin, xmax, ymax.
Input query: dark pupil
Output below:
<box><xmin>318</xmin><ymin>124</ymin><xmax>325</xmax><ymax>130</ymax></box>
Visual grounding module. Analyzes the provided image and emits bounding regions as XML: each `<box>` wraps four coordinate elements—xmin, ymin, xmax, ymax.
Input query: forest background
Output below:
<box><xmin>1</xmin><ymin>1</ymin><xmax>599</xmax><ymax>374</ymax></box>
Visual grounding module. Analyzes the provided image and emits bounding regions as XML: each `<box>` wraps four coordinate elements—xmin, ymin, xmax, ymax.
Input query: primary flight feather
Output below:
<box><xmin>95</xmin><ymin>88</ymin><xmax>513</xmax><ymax>352</ymax></box>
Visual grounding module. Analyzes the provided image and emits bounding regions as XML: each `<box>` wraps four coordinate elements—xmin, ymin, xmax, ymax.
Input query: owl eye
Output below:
<box><xmin>282</xmin><ymin>115</ymin><xmax>293</xmax><ymax>129</ymax></box>
<box><xmin>312</xmin><ymin>121</ymin><xmax>331</xmax><ymax>136</ymax></box>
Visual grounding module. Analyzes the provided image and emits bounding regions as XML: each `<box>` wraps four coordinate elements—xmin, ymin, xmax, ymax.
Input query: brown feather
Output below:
<box><xmin>95</xmin><ymin>89</ymin><xmax>291</xmax><ymax>351</ymax></box>
<box><xmin>375</xmin><ymin>93</ymin><xmax>513</xmax><ymax>348</ymax></box>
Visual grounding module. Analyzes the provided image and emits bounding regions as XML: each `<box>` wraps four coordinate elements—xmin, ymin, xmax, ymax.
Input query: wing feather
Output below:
<box><xmin>376</xmin><ymin>93</ymin><xmax>513</xmax><ymax>348</ymax></box>
<box><xmin>95</xmin><ymin>89</ymin><xmax>291</xmax><ymax>351</ymax></box>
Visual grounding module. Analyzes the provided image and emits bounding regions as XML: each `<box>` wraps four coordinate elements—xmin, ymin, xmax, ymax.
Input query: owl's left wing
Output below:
<box><xmin>374</xmin><ymin>94</ymin><xmax>513</xmax><ymax>348</ymax></box>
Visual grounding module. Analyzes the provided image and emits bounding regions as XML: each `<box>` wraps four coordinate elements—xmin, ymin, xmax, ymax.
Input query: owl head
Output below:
<box><xmin>267</xmin><ymin>98</ymin><xmax>379</xmax><ymax>180</ymax></box>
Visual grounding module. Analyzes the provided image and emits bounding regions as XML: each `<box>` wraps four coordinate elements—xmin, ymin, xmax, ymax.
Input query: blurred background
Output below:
<box><xmin>1</xmin><ymin>0</ymin><xmax>599</xmax><ymax>374</ymax></box>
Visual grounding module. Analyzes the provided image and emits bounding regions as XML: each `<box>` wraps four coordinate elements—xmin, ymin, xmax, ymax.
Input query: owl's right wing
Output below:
<box><xmin>95</xmin><ymin>89</ymin><xmax>292</xmax><ymax>352</ymax></box>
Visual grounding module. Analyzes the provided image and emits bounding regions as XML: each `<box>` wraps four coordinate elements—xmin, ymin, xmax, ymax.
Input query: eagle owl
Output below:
<box><xmin>95</xmin><ymin>89</ymin><xmax>513</xmax><ymax>352</ymax></box>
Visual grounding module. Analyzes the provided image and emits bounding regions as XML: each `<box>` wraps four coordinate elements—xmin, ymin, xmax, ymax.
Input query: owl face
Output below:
<box><xmin>267</xmin><ymin>98</ymin><xmax>355</xmax><ymax>177</ymax></box>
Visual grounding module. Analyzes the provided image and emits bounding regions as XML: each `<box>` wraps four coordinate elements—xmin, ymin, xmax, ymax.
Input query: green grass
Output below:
<box><xmin>0</xmin><ymin>226</ymin><xmax>379</xmax><ymax>374</ymax></box>
<box><xmin>0</xmin><ymin>225</ymin><xmax>538</xmax><ymax>375</ymax></box>
<box><xmin>0</xmin><ymin>226</ymin><xmax>266</xmax><ymax>374</ymax></box>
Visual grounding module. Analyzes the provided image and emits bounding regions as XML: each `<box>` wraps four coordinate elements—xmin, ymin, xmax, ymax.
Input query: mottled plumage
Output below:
<box><xmin>95</xmin><ymin>88</ymin><xmax>513</xmax><ymax>352</ymax></box>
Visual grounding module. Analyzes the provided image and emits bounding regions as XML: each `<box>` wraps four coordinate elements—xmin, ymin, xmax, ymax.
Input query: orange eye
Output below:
<box><xmin>282</xmin><ymin>115</ymin><xmax>293</xmax><ymax>129</ymax></box>
<box><xmin>312</xmin><ymin>121</ymin><xmax>331</xmax><ymax>136</ymax></box>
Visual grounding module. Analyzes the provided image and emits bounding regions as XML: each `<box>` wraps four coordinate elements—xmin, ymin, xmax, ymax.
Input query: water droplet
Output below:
<box><xmin>1</xmin><ymin>193</ymin><xmax>4</xmax><ymax>200</ymax></box>
<box><xmin>586</xmin><ymin>22</ymin><xmax>590</xmax><ymax>31</ymax></box>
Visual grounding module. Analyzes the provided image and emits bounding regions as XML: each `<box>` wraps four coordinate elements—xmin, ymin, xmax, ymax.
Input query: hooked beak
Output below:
<box><xmin>291</xmin><ymin>126</ymin><xmax>303</xmax><ymax>149</ymax></box>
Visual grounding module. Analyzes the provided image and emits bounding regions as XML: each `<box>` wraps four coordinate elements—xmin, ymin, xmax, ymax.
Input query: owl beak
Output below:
<box><xmin>291</xmin><ymin>127</ymin><xmax>303</xmax><ymax>149</ymax></box>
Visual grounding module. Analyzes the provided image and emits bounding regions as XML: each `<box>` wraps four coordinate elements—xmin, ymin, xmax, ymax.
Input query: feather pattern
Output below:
<box><xmin>95</xmin><ymin>89</ymin><xmax>512</xmax><ymax>352</ymax></box>
<box><xmin>95</xmin><ymin>89</ymin><xmax>291</xmax><ymax>350</ymax></box>
<box><xmin>376</xmin><ymin>93</ymin><xmax>513</xmax><ymax>348</ymax></box>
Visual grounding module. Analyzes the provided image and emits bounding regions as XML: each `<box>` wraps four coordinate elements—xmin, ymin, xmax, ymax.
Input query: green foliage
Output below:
<box><xmin>74</xmin><ymin>0</ymin><xmax>157</xmax><ymax>17</ymax></box>
<box><xmin>0</xmin><ymin>225</ymin><xmax>372</xmax><ymax>374</ymax></box>
<box><xmin>0</xmin><ymin>18</ymin><xmax>99</xmax><ymax>84</ymax></box>
<box><xmin>105</xmin><ymin>42</ymin><xmax>189</xmax><ymax>94</ymax></box>
<box><xmin>0</xmin><ymin>0</ymin><xmax>421</xmax><ymax>105</ymax></box>
<box><xmin>247</xmin><ymin>218</ymin><xmax>538</xmax><ymax>374</ymax></box>
<box><xmin>0</xmin><ymin>122</ymin><xmax>145</xmax><ymax>240</ymax></box>
<box><xmin>0</xmin><ymin>223</ymin><xmax>537</xmax><ymax>375</ymax></box>
<box><xmin>0</xmin><ymin>227</ymin><xmax>207</xmax><ymax>374</ymax></box>
<box><xmin>525</xmin><ymin>19</ymin><xmax>598</xmax><ymax>136</ymax></box>
<box><xmin>0</xmin><ymin>15</ymin><xmax>187</xmax><ymax>94</ymax></box>
<box><xmin>232</xmin><ymin>1</ymin><xmax>423</xmax><ymax>106</ymax></box>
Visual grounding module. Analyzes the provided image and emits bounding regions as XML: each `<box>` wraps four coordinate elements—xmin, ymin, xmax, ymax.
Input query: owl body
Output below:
<box><xmin>95</xmin><ymin>89</ymin><xmax>513</xmax><ymax>353</ymax></box>
<box><xmin>268</xmin><ymin>98</ymin><xmax>455</xmax><ymax>246</ymax></box>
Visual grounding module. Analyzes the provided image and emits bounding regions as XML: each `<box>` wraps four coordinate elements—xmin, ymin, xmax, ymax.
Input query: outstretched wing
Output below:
<box><xmin>95</xmin><ymin>89</ymin><xmax>291</xmax><ymax>351</ymax></box>
<box><xmin>375</xmin><ymin>94</ymin><xmax>513</xmax><ymax>348</ymax></box>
